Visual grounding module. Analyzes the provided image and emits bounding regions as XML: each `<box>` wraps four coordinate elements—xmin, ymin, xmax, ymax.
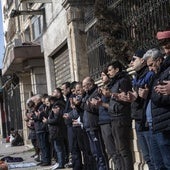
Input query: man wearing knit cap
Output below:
<box><xmin>155</xmin><ymin>30</ymin><xmax>170</xmax><ymax>95</ymax></box>
<box><xmin>143</xmin><ymin>30</ymin><xmax>170</xmax><ymax>169</ymax></box>
<box><xmin>119</xmin><ymin>49</ymin><xmax>155</xmax><ymax>169</ymax></box>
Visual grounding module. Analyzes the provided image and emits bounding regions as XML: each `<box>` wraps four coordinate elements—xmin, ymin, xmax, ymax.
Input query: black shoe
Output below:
<box><xmin>55</xmin><ymin>166</ymin><xmax>64</xmax><ymax>169</ymax></box>
<box><xmin>40</xmin><ymin>162</ymin><xmax>51</xmax><ymax>166</ymax></box>
<box><xmin>65</xmin><ymin>162</ymin><xmax>72</xmax><ymax>168</ymax></box>
<box><xmin>34</xmin><ymin>157</ymin><xmax>40</xmax><ymax>162</ymax></box>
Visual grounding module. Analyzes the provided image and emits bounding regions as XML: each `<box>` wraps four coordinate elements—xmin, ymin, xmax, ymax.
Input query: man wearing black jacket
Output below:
<box><xmin>31</xmin><ymin>94</ymin><xmax>51</xmax><ymax>166</ymax></box>
<box><xmin>107</xmin><ymin>61</ymin><xmax>134</xmax><ymax>170</ymax></box>
<box><xmin>61</xmin><ymin>82</ymin><xmax>73</xmax><ymax>167</ymax></box>
<box><xmin>82</xmin><ymin>77</ymin><xmax>109</xmax><ymax>170</ymax></box>
<box><xmin>141</xmin><ymin>31</ymin><xmax>170</xmax><ymax>169</ymax></box>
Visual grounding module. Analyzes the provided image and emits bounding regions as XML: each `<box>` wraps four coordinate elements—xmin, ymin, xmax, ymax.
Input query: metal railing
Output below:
<box><xmin>85</xmin><ymin>0</ymin><xmax>170</xmax><ymax>79</ymax></box>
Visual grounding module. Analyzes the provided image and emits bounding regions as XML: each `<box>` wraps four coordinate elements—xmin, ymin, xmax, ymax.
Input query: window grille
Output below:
<box><xmin>87</xmin><ymin>25</ymin><xmax>112</xmax><ymax>80</ymax></box>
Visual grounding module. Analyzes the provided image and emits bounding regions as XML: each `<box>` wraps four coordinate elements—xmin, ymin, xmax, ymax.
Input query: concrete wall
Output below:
<box><xmin>19</xmin><ymin>72</ymin><xmax>32</xmax><ymax>144</ymax></box>
<box><xmin>43</xmin><ymin>2</ymin><xmax>68</xmax><ymax>94</ymax></box>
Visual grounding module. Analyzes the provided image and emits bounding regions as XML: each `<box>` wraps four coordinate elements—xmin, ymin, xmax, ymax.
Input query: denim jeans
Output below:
<box><xmin>36</xmin><ymin>132</ymin><xmax>51</xmax><ymax>163</ymax></box>
<box><xmin>53</xmin><ymin>138</ymin><xmax>64</xmax><ymax>167</ymax></box>
<box><xmin>135</xmin><ymin>122</ymin><xmax>155</xmax><ymax>170</ymax></box>
<box><xmin>150</xmin><ymin>131</ymin><xmax>170</xmax><ymax>170</ymax></box>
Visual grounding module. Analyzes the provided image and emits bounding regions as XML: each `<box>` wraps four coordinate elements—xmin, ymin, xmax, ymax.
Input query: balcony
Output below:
<box><xmin>2</xmin><ymin>41</ymin><xmax>44</xmax><ymax>75</ymax></box>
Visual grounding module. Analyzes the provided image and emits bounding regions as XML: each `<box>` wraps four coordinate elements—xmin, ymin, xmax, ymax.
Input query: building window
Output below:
<box><xmin>7</xmin><ymin>0</ymin><xmax>13</xmax><ymax>9</ymax></box>
<box><xmin>24</xmin><ymin>27</ymin><xmax>31</xmax><ymax>42</ymax></box>
<box><xmin>32</xmin><ymin>16</ymin><xmax>42</xmax><ymax>40</ymax></box>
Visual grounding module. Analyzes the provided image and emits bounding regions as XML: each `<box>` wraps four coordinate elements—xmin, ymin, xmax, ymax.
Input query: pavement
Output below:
<box><xmin>0</xmin><ymin>138</ymin><xmax>71</xmax><ymax>170</ymax></box>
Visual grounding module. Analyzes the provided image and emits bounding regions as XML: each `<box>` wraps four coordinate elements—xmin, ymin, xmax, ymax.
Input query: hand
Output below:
<box><xmin>63</xmin><ymin>113</ymin><xmax>69</xmax><ymax>119</ymax></box>
<box><xmin>89</xmin><ymin>97</ymin><xmax>101</xmax><ymax>106</ymax></box>
<box><xmin>154</xmin><ymin>80</ymin><xmax>170</xmax><ymax>95</ymax></box>
<box><xmin>100</xmin><ymin>87</ymin><xmax>111</xmax><ymax>97</ymax></box>
<box><xmin>127</xmin><ymin>90</ymin><xmax>138</xmax><ymax>102</ymax></box>
<box><xmin>72</xmin><ymin>97</ymin><xmax>81</xmax><ymax>105</ymax></box>
<box><xmin>24</xmin><ymin>117</ymin><xmax>29</xmax><ymax>122</ymax></box>
<box><xmin>72</xmin><ymin>119</ymin><xmax>79</xmax><ymax>125</ymax></box>
<box><xmin>112</xmin><ymin>92</ymin><xmax>131</xmax><ymax>102</ymax></box>
<box><xmin>27</xmin><ymin>122</ymin><xmax>31</xmax><ymax>127</ymax></box>
<box><xmin>34</xmin><ymin>110</ymin><xmax>40</xmax><ymax>116</ymax></box>
<box><xmin>138</xmin><ymin>85</ymin><xmax>149</xmax><ymax>99</ymax></box>
<box><xmin>42</xmin><ymin>117</ymin><xmax>47</xmax><ymax>123</ymax></box>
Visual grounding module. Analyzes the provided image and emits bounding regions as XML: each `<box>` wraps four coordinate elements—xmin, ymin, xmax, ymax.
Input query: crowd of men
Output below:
<box><xmin>24</xmin><ymin>30</ymin><xmax>170</xmax><ymax>170</ymax></box>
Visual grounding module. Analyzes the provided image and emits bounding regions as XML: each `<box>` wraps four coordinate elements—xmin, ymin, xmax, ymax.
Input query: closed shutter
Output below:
<box><xmin>53</xmin><ymin>45</ymin><xmax>71</xmax><ymax>87</ymax></box>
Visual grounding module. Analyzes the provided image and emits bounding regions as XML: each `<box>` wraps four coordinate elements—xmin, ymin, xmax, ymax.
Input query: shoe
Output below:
<box><xmin>65</xmin><ymin>162</ymin><xmax>72</xmax><ymax>168</ymax></box>
<box><xmin>54</xmin><ymin>166</ymin><xmax>64</xmax><ymax>169</ymax></box>
<box><xmin>36</xmin><ymin>162</ymin><xmax>43</xmax><ymax>166</ymax></box>
<box><xmin>40</xmin><ymin>162</ymin><xmax>51</xmax><ymax>166</ymax></box>
<box><xmin>30</xmin><ymin>154</ymin><xmax>36</xmax><ymax>158</ymax></box>
<box><xmin>34</xmin><ymin>155</ymin><xmax>39</xmax><ymax>159</ymax></box>
<box><xmin>34</xmin><ymin>157</ymin><xmax>40</xmax><ymax>162</ymax></box>
<box><xmin>51</xmin><ymin>162</ymin><xmax>59</xmax><ymax>170</ymax></box>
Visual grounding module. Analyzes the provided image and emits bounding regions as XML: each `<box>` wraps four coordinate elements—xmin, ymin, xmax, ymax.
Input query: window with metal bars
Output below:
<box><xmin>87</xmin><ymin>25</ymin><xmax>112</xmax><ymax>80</ymax></box>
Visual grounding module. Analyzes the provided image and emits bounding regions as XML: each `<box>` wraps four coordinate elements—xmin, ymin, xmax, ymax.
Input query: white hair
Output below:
<box><xmin>143</xmin><ymin>48</ymin><xmax>163</xmax><ymax>61</ymax></box>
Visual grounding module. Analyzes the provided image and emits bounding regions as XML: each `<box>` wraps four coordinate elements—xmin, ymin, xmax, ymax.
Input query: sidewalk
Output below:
<box><xmin>0</xmin><ymin>139</ymin><xmax>71</xmax><ymax>170</ymax></box>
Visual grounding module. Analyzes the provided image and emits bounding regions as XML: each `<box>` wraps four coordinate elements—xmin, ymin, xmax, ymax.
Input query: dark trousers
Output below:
<box><xmin>67</xmin><ymin>126</ymin><xmax>73</xmax><ymax>153</ymax></box>
<box><xmin>36</xmin><ymin>132</ymin><xmax>51</xmax><ymax>164</ymax></box>
<box><xmin>31</xmin><ymin>138</ymin><xmax>40</xmax><ymax>156</ymax></box>
<box><xmin>86</xmin><ymin>129</ymin><xmax>109</xmax><ymax>170</ymax></box>
<box><xmin>63</xmin><ymin>124</ymin><xmax>69</xmax><ymax>163</ymax></box>
<box><xmin>100</xmin><ymin>123</ymin><xmax>117</xmax><ymax>158</ymax></box>
<box><xmin>72</xmin><ymin>126</ymin><xmax>83</xmax><ymax>170</ymax></box>
<box><xmin>111</xmin><ymin>118</ymin><xmax>134</xmax><ymax>170</ymax></box>
<box><xmin>100</xmin><ymin>123</ymin><xmax>121</xmax><ymax>169</ymax></box>
<box><xmin>72</xmin><ymin>126</ymin><xmax>96</xmax><ymax>170</ymax></box>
